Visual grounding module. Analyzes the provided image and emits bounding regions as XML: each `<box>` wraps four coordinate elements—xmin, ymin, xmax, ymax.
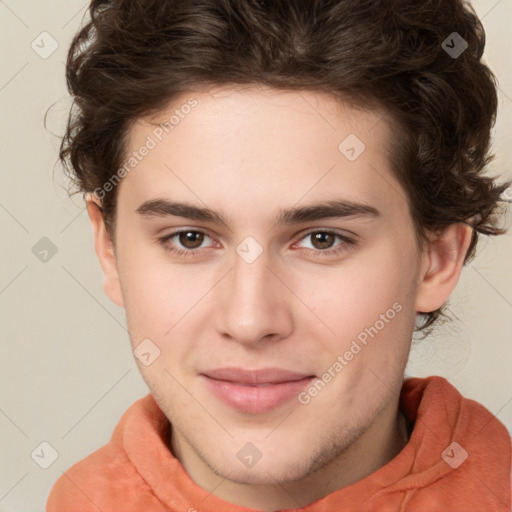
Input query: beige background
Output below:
<box><xmin>0</xmin><ymin>0</ymin><xmax>511</xmax><ymax>509</ymax></box>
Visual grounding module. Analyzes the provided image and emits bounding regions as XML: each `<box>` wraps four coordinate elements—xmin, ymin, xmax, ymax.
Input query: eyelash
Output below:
<box><xmin>157</xmin><ymin>229</ymin><xmax>356</xmax><ymax>259</ymax></box>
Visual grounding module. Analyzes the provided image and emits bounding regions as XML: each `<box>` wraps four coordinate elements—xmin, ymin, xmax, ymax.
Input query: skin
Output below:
<box><xmin>87</xmin><ymin>85</ymin><xmax>472</xmax><ymax>510</ymax></box>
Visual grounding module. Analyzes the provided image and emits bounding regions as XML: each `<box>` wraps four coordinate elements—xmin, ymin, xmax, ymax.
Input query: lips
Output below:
<box><xmin>201</xmin><ymin>367</ymin><xmax>316</xmax><ymax>413</ymax></box>
<box><xmin>202</xmin><ymin>366</ymin><xmax>314</xmax><ymax>384</ymax></box>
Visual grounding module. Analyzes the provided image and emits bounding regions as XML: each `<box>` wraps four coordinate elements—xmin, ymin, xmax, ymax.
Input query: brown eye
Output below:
<box><xmin>310</xmin><ymin>232</ymin><xmax>336</xmax><ymax>250</ymax></box>
<box><xmin>158</xmin><ymin>229</ymin><xmax>215</xmax><ymax>258</ymax></box>
<box><xmin>295</xmin><ymin>230</ymin><xmax>356</xmax><ymax>257</ymax></box>
<box><xmin>178</xmin><ymin>231</ymin><xmax>205</xmax><ymax>249</ymax></box>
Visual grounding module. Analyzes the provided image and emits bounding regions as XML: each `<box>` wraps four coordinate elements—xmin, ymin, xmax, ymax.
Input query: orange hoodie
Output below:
<box><xmin>46</xmin><ymin>376</ymin><xmax>511</xmax><ymax>511</ymax></box>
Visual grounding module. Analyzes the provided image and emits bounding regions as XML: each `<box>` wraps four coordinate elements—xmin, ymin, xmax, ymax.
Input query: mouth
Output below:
<box><xmin>200</xmin><ymin>367</ymin><xmax>316</xmax><ymax>413</ymax></box>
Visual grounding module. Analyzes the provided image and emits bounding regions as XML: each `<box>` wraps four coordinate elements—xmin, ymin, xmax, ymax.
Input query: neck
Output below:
<box><xmin>169</xmin><ymin>400</ymin><xmax>410</xmax><ymax>510</ymax></box>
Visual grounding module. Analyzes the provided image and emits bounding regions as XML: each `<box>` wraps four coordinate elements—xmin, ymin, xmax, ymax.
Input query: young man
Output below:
<box><xmin>47</xmin><ymin>0</ymin><xmax>511</xmax><ymax>510</ymax></box>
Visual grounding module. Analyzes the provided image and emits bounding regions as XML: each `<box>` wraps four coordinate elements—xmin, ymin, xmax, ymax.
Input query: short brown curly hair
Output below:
<box><xmin>56</xmin><ymin>0</ymin><xmax>510</xmax><ymax>333</ymax></box>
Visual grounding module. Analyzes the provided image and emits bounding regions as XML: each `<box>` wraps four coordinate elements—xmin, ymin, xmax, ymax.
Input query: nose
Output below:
<box><xmin>215</xmin><ymin>244</ymin><xmax>294</xmax><ymax>347</ymax></box>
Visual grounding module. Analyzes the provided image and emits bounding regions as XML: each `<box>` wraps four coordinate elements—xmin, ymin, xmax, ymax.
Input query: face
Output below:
<box><xmin>89</xmin><ymin>85</ymin><xmax>467</xmax><ymax>499</ymax></box>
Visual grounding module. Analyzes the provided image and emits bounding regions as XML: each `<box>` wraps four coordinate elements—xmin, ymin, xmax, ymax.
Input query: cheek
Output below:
<box><xmin>117</xmin><ymin>246</ymin><xmax>218</xmax><ymax>345</ymax></box>
<box><xmin>301</xmin><ymin>243</ymin><xmax>415</xmax><ymax>335</ymax></box>
<box><xmin>116</xmin><ymin>245</ymin><xmax>176</xmax><ymax>335</ymax></box>
<box><xmin>298</xmin><ymin>241</ymin><xmax>418</xmax><ymax>393</ymax></box>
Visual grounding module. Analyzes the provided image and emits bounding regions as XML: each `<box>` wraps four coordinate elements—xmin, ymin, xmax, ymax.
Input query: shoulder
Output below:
<box><xmin>404</xmin><ymin>375</ymin><xmax>511</xmax><ymax>510</ymax></box>
<box><xmin>46</xmin><ymin>394</ymin><xmax>165</xmax><ymax>511</ymax></box>
<box><xmin>45</xmin><ymin>437</ymin><xmax>151</xmax><ymax>511</ymax></box>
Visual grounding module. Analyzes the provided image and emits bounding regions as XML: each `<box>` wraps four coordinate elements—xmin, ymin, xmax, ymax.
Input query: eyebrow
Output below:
<box><xmin>135</xmin><ymin>197</ymin><xmax>381</xmax><ymax>228</ymax></box>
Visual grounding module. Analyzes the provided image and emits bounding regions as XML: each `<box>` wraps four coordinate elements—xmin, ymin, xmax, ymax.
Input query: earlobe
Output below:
<box><xmin>86</xmin><ymin>196</ymin><xmax>125</xmax><ymax>308</ymax></box>
<box><xmin>414</xmin><ymin>223</ymin><xmax>473</xmax><ymax>313</ymax></box>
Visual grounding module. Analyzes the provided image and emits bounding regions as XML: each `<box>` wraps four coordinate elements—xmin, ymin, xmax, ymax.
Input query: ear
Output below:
<box><xmin>86</xmin><ymin>195</ymin><xmax>124</xmax><ymax>308</ymax></box>
<box><xmin>415</xmin><ymin>222</ymin><xmax>473</xmax><ymax>313</ymax></box>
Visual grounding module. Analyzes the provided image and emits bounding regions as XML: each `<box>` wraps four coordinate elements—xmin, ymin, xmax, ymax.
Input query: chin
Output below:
<box><xmin>217</xmin><ymin>461</ymin><xmax>310</xmax><ymax>486</ymax></box>
<box><xmin>203</xmin><ymin>444</ymin><xmax>321</xmax><ymax>486</ymax></box>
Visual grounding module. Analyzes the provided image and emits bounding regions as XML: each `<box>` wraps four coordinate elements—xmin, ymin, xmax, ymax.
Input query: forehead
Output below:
<box><xmin>131</xmin><ymin>85</ymin><xmax>385</xmax><ymax>153</ymax></box>
<box><xmin>118</xmin><ymin>86</ymin><xmax>406</xmax><ymax>221</ymax></box>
